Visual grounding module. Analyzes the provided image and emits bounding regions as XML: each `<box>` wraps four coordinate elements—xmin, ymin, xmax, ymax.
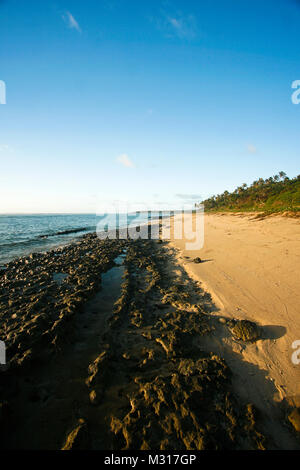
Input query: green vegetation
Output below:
<box><xmin>199</xmin><ymin>172</ymin><xmax>300</xmax><ymax>213</ymax></box>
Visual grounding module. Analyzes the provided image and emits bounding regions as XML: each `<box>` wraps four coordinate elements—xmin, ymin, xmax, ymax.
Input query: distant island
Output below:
<box><xmin>198</xmin><ymin>172</ymin><xmax>300</xmax><ymax>214</ymax></box>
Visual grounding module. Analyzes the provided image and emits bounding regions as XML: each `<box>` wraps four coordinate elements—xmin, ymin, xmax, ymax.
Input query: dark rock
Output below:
<box><xmin>288</xmin><ymin>408</ymin><xmax>300</xmax><ymax>433</ymax></box>
<box><xmin>61</xmin><ymin>418</ymin><xmax>89</xmax><ymax>450</ymax></box>
<box><xmin>229</xmin><ymin>320</ymin><xmax>260</xmax><ymax>342</ymax></box>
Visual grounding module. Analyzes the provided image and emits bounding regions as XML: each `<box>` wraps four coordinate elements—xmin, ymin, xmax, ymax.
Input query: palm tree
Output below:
<box><xmin>279</xmin><ymin>171</ymin><xmax>286</xmax><ymax>180</ymax></box>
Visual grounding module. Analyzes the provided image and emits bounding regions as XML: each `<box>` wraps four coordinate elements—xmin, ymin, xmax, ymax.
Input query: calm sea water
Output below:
<box><xmin>0</xmin><ymin>213</ymin><xmax>152</xmax><ymax>265</ymax></box>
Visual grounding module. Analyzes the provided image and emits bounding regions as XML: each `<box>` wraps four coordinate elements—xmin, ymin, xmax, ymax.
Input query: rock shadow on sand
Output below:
<box><xmin>261</xmin><ymin>325</ymin><xmax>287</xmax><ymax>341</ymax></box>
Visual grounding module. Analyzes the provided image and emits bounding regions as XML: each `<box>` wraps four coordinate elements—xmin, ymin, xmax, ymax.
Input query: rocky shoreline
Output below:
<box><xmin>0</xmin><ymin>233</ymin><xmax>126</xmax><ymax>370</ymax></box>
<box><xmin>0</xmin><ymin>234</ymin><xmax>298</xmax><ymax>449</ymax></box>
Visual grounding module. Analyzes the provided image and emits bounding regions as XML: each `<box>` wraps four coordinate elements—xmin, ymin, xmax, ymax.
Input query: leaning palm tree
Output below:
<box><xmin>279</xmin><ymin>171</ymin><xmax>286</xmax><ymax>180</ymax></box>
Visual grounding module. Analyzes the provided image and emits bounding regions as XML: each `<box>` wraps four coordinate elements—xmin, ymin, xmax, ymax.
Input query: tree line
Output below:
<box><xmin>198</xmin><ymin>172</ymin><xmax>300</xmax><ymax>212</ymax></box>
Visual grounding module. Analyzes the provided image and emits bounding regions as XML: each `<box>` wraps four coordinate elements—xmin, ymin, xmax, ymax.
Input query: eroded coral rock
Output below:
<box><xmin>229</xmin><ymin>320</ymin><xmax>260</xmax><ymax>342</ymax></box>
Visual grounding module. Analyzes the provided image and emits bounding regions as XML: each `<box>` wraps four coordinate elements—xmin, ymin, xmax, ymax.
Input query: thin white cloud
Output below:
<box><xmin>152</xmin><ymin>11</ymin><xmax>197</xmax><ymax>39</ymax></box>
<box><xmin>170</xmin><ymin>14</ymin><xmax>196</xmax><ymax>38</ymax></box>
<box><xmin>116</xmin><ymin>154</ymin><xmax>135</xmax><ymax>168</ymax></box>
<box><xmin>62</xmin><ymin>11</ymin><xmax>81</xmax><ymax>33</ymax></box>
<box><xmin>176</xmin><ymin>193</ymin><xmax>202</xmax><ymax>200</ymax></box>
<box><xmin>0</xmin><ymin>144</ymin><xmax>13</xmax><ymax>153</ymax></box>
<box><xmin>247</xmin><ymin>144</ymin><xmax>257</xmax><ymax>154</ymax></box>
<box><xmin>169</xmin><ymin>17</ymin><xmax>181</xmax><ymax>30</ymax></box>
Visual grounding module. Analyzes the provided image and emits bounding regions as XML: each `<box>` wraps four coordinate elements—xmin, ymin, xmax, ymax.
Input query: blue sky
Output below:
<box><xmin>0</xmin><ymin>0</ymin><xmax>300</xmax><ymax>213</ymax></box>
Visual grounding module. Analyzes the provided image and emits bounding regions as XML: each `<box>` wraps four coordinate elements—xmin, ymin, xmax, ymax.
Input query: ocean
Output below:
<box><xmin>0</xmin><ymin>213</ymin><xmax>152</xmax><ymax>265</ymax></box>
